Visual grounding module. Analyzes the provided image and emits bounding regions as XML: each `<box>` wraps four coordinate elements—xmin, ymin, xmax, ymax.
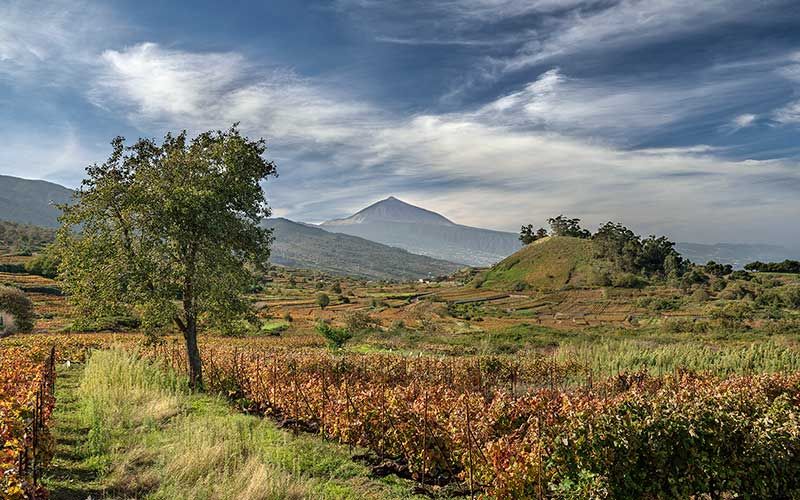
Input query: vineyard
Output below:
<box><xmin>0</xmin><ymin>346</ymin><xmax>56</xmax><ymax>499</ymax></box>
<box><xmin>150</xmin><ymin>341</ymin><xmax>800</xmax><ymax>498</ymax></box>
<box><xmin>1</xmin><ymin>254</ymin><xmax>800</xmax><ymax>498</ymax></box>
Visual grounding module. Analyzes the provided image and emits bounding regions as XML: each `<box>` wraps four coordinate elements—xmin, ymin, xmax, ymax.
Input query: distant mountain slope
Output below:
<box><xmin>0</xmin><ymin>175</ymin><xmax>74</xmax><ymax>227</ymax></box>
<box><xmin>321</xmin><ymin>197</ymin><xmax>521</xmax><ymax>266</ymax></box>
<box><xmin>675</xmin><ymin>242</ymin><xmax>799</xmax><ymax>268</ymax></box>
<box><xmin>263</xmin><ymin>218</ymin><xmax>462</xmax><ymax>281</ymax></box>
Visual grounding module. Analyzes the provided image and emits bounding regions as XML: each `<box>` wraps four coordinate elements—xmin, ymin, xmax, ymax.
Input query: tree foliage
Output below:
<box><xmin>0</xmin><ymin>287</ymin><xmax>35</xmax><ymax>333</ymax></box>
<box><xmin>519</xmin><ymin>224</ymin><xmax>548</xmax><ymax>245</ymax></box>
<box><xmin>548</xmin><ymin>215</ymin><xmax>591</xmax><ymax>239</ymax></box>
<box><xmin>56</xmin><ymin>126</ymin><xmax>276</xmax><ymax>388</ymax></box>
<box><xmin>316</xmin><ymin>292</ymin><xmax>330</xmax><ymax>310</ymax></box>
<box><xmin>593</xmin><ymin>221</ymin><xmax>687</xmax><ymax>278</ymax></box>
<box><xmin>745</xmin><ymin>260</ymin><xmax>800</xmax><ymax>274</ymax></box>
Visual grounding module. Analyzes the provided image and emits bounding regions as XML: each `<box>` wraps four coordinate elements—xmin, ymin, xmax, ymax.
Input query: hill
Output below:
<box><xmin>321</xmin><ymin>197</ymin><xmax>521</xmax><ymax>266</ymax></box>
<box><xmin>477</xmin><ymin>236</ymin><xmax>598</xmax><ymax>290</ymax></box>
<box><xmin>0</xmin><ymin>175</ymin><xmax>74</xmax><ymax>227</ymax></box>
<box><xmin>264</xmin><ymin>217</ymin><xmax>462</xmax><ymax>281</ymax></box>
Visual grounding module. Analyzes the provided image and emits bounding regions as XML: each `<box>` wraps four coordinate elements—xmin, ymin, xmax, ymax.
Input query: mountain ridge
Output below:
<box><xmin>321</xmin><ymin>196</ymin><xmax>521</xmax><ymax>266</ymax></box>
<box><xmin>0</xmin><ymin>175</ymin><xmax>74</xmax><ymax>227</ymax></box>
<box><xmin>263</xmin><ymin>217</ymin><xmax>462</xmax><ymax>280</ymax></box>
<box><xmin>324</xmin><ymin>197</ymin><xmax>455</xmax><ymax>226</ymax></box>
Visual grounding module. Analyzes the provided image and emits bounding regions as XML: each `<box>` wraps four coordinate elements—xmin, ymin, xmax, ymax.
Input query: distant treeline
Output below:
<box><xmin>0</xmin><ymin>220</ymin><xmax>56</xmax><ymax>252</ymax></box>
<box><xmin>745</xmin><ymin>260</ymin><xmax>800</xmax><ymax>274</ymax></box>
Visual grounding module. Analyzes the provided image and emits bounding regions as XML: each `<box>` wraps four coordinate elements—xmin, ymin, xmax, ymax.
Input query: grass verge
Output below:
<box><xmin>46</xmin><ymin>349</ymin><xmax>421</xmax><ymax>500</ymax></box>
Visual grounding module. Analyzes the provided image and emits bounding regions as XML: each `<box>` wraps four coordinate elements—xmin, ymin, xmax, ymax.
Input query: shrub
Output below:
<box><xmin>612</xmin><ymin>273</ymin><xmax>647</xmax><ymax>289</ymax></box>
<box><xmin>64</xmin><ymin>315</ymin><xmax>141</xmax><ymax>333</ymax></box>
<box><xmin>691</xmin><ymin>288</ymin><xmax>710</xmax><ymax>302</ymax></box>
<box><xmin>637</xmin><ymin>296</ymin><xmax>682</xmax><ymax>311</ymax></box>
<box><xmin>315</xmin><ymin>321</ymin><xmax>352</xmax><ymax>350</ymax></box>
<box><xmin>782</xmin><ymin>286</ymin><xmax>800</xmax><ymax>309</ymax></box>
<box><xmin>316</xmin><ymin>293</ymin><xmax>330</xmax><ymax>310</ymax></box>
<box><xmin>283</xmin><ymin>312</ymin><xmax>293</xmax><ymax>323</ymax></box>
<box><xmin>719</xmin><ymin>283</ymin><xmax>752</xmax><ymax>300</ymax></box>
<box><xmin>344</xmin><ymin>310</ymin><xmax>381</xmax><ymax>333</ymax></box>
<box><xmin>0</xmin><ymin>286</ymin><xmax>34</xmax><ymax>333</ymax></box>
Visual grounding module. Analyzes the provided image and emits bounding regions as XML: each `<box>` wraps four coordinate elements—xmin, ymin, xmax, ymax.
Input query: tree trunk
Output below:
<box><xmin>183</xmin><ymin>319</ymin><xmax>203</xmax><ymax>390</ymax></box>
<box><xmin>182</xmin><ymin>246</ymin><xmax>203</xmax><ymax>390</ymax></box>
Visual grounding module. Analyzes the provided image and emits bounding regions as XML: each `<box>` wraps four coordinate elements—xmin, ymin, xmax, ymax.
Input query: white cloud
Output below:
<box><xmin>475</xmin><ymin>68</ymin><xmax>761</xmax><ymax>144</ymax></box>
<box><xmin>731</xmin><ymin>113</ymin><xmax>757</xmax><ymax>129</ymax></box>
<box><xmin>88</xmin><ymin>42</ymin><xmax>800</xmax><ymax>246</ymax></box>
<box><xmin>0</xmin><ymin>0</ymin><xmax>114</xmax><ymax>83</ymax></box>
<box><xmin>498</xmin><ymin>0</ymin><xmax>775</xmax><ymax>72</ymax></box>
<box><xmin>772</xmin><ymin>54</ymin><xmax>800</xmax><ymax>124</ymax></box>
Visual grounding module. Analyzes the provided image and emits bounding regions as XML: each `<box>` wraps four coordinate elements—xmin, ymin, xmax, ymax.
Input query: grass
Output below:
<box><xmin>45</xmin><ymin>349</ymin><xmax>422</xmax><ymax>500</ymax></box>
<box><xmin>260</xmin><ymin>320</ymin><xmax>291</xmax><ymax>335</ymax></box>
<box><xmin>479</xmin><ymin>236</ymin><xmax>596</xmax><ymax>290</ymax></box>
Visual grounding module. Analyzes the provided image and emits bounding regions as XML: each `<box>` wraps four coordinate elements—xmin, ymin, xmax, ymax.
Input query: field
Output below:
<box><xmin>2</xmin><ymin>250</ymin><xmax>800</xmax><ymax>498</ymax></box>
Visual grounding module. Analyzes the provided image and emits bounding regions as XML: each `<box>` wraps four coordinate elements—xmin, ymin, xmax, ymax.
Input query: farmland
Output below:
<box><xmin>2</xmin><ymin>248</ymin><xmax>800</xmax><ymax>498</ymax></box>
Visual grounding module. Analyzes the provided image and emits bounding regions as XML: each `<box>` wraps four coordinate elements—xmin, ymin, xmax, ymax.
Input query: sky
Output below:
<box><xmin>1</xmin><ymin>0</ymin><xmax>799</xmax><ymax>247</ymax></box>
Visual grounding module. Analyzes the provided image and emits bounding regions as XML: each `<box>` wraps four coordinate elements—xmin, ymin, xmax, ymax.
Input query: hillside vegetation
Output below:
<box><xmin>477</xmin><ymin>236</ymin><xmax>598</xmax><ymax>290</ymax></box>
<box><xmin>265</xmin><ymin>217</ymin><xmax>461</xmax><ymax>281</ymax></box>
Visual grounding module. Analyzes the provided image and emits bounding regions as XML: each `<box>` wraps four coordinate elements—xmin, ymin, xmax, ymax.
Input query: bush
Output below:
<box><xmin>782</xmin><ymin>286</ymin><xmax>800</xmax><ymax>309</ymax></box>
<box><xmin>316</xmin><ymin>293</ymin><xmax>330</xmax><ymax>310</ymax></box>
<box><xmin>344</xmin><ymin>310</ymin><xmax>381</xmax><ymax>333</ymax></box>
<box><xmin>316</xmin><ymin>321</ymin><xmax>352</xmax><ymax>350</ymax></box>
<box><xmin>612</xmin><ymin>273</ymin><xmax>647</xmax><ymax>289</ymax></box>
<box><xmin>0</xmin><ymin>286</ymin><xmax>34</xmax><ymax>333</ymax></box>
<box><xmin>719</xmin><ymin>283</ymin><xmax>752</xmax><ymax>300</ymax></box>
<box><xmin>24</xmin><ymin>246</ymin><xmax>60</xmax><ymax>279</ymax></box>
<box><xmin>283</xmin><ymin>312</ymin><xmax>293</xmax><ymax>323</ymax></box>
<box><xmin>691</xmin><ymin>288</ymin><xmax>710</xmax><ymax>302</ymax></box>
<box><xmin>637</xmin><ymin>296</ymin><xmax>682</xmax><ymax>311</ymax></box>
<box><xmin>64</xmin><ymin>315</ymin><xmax>140</xmax><ymax>333</ymax></box>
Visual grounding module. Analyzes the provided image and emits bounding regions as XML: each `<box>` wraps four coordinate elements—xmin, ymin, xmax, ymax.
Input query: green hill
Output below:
<box><xmin>477</xmin><ymin>236</ymin><xmax>600</xmax><ymax>290</ymax></box>
<box><xmin>263</xmin><ymin>218</ymin><xmax>462</xmax><ymax>281</ymax></box>
<box><xmin>0</xmin><ymin>175</ymin><xmax>74</xmax><ymax>227</ymax></box>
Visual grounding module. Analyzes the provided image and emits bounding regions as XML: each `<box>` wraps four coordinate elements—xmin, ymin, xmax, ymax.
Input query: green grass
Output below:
<box><xmin>260</xmin><ymin>319</ymin><xmax>290</xmax><ymax>335</ymax></box>
<box><xmin>479</xmin><ymin>236</ymin><xmax>597</xmax><ymax>290</ymax></box>
<box><xmin>45</xmin><ymin>349</ymin><xmax>422</xmax><ymax>500</ymax></box>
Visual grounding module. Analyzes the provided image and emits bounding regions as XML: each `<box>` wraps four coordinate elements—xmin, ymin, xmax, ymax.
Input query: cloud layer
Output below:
<box><xmin>86</xmin><ymin>42</ymin><xmax>800</xmax><ymax>246</ymax></box>
<box><xmin>1</xmin><ymin>0</ymin><xmax>800</xmax><ymax>248</ymax></box>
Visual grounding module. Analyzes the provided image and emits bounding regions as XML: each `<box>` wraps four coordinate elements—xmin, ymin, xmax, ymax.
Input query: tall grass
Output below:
<box><xmin>78</xmin><ymin>349</ymin><xmax>415</xmax><ymax>500</ymax></box>
<box><xmin>556</xmin><ymin>339</ymin><xmax>800</xmax><ymax>377</ymax></box>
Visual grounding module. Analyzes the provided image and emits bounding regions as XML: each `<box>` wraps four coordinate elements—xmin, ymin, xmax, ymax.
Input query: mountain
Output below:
<box><xmin>263</xmin><ymin>218</ymin><xmax>462</xmax><ymax>281</ymax></box>
<box><xmin>321</xmin><ymin>197</ymin><xmax>521</xmax><ymax>266</ymax></box>
<box><xmin>675</xmin><ymin>242</ymin><xmax>799</xmax><ymax>268</ymax></box>
<box><xmin>0</xmin><ymin>175</ymin><xmax>74</xmax><ymax>227</ymax></box>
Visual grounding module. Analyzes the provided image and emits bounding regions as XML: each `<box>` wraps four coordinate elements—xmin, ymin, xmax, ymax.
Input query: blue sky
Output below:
<box><xmin>1</xmin><ymin>0</ymin><xmax>800</xmax><ymax>247</ymax></box>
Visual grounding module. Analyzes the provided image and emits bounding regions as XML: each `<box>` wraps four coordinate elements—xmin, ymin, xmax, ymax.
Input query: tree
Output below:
<box><xmin>520</xmin><ymin>225</ymin><xmax>549</xmax><ymax>245</ymax></box>
<box><xmin>317</xmin><ymin>292</ymin><xmax>330</xmax><ymax>309</ymax></box>
<box><xmin>57</xmin><ymin>126</ymin><xmax>276</xmax><ymax>389</ymax></box>
<box><xmin>548</xmin><ymin>215</ymin><xmax>591</xmax><ymax>239</ymax></box>
<box><xmin>593</xmin><ymin>222</ymin><xmax>641</xmax><ymax>272</ymax></box>
<box><xmin>0</xmin><ymin>287</ymin><xmax>35</xmax><ymax>333</ymax></box>
<box><xmin>519</xmin><ymin>224</ymin><xmax>536</xmax><ymax>245</ymax></box>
